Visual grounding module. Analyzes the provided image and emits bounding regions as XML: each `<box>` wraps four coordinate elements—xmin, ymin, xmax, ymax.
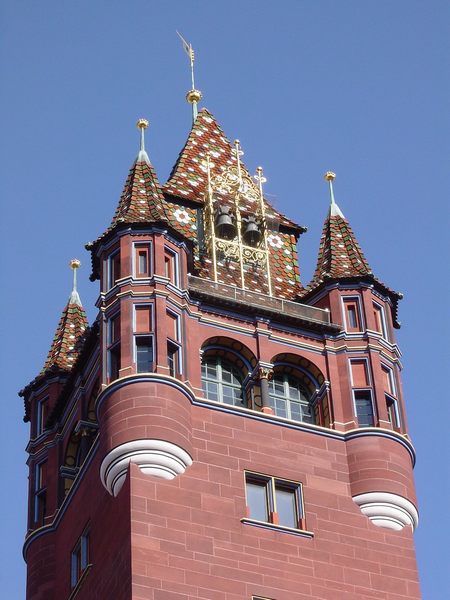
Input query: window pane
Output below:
<box><xmin>276</xmin><ymin>487</ymin><xmax>297</xmax><ymax>528</ymax></box>
<box><xmin>347</xmin><ymin>305</ymin><xmax>358</xmax><ymax>328</ymax></box>
<box><xmin>246</xmin><ymin>482</ymin><xmax>268</xmax><ymax>522</ymax></box>
<box><xmin>138</xmin><ymin>251</ymin><xmax>147</xmax><ymax>275</ymax></box>
<box><xmin>136</xmin><ymin>337</ymin><xmax>153</xmax><ymax>372</ymax></box>
<box><xmin>355</xmin><ymin>391</ymin><xmax>374</xmax><ymax>426</ymax></box>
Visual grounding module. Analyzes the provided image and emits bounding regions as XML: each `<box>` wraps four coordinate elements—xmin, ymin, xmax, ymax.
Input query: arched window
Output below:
<box><xmin>201</xmin><ymin>356</ymin><xmax>245</xmax><ymax>407</ymax></box>
<box><xmin>268</xmin><ymin>373</ymin><xmax>313</xmax><ymax>423</ymax></box>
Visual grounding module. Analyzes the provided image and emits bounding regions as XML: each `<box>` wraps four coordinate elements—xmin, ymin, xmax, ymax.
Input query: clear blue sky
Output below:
<box><xmin>1</xmin><ymin>1</ymin><xmax>448</xmax><ymax>597</ymax></box>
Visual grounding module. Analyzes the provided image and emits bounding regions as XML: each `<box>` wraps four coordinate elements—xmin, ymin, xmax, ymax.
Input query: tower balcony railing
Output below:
<box><xmin>188</xmin><ymin>275</ymin><xmax>338</xmax><ymax>329</ymax></box>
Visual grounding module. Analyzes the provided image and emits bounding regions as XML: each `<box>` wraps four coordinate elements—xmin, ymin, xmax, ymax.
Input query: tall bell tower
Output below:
<box><xmin>20</xmin><ymin>98</ymin><xmax>421</xmax><ymax>598</ymax></box>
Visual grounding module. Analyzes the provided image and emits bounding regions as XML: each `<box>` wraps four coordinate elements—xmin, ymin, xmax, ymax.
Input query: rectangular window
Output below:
<box><xmin>343</xmin><ymin>298</ymin><xmax>362</xmax><ymax>332</ymax></box>
<box><xmin>354</xmin><ymin>390</ymin><xmax>375</xmax><ymax>427</ymax></box>
<box><xmin>245</xmin><ymin>472</ymin><xmax>305</xmax><ymax>531</ymax></box>
<box><xmin>350</xmin><ymin>360</ymin><xmax>369</xmax><ymax>388</ymax></box>
<box><xmin>164</xmin><ymin>248</ymin><xmax>178</xmax><ymax>286</ymax></box>
<box><xmin>385</xmin><ymin>395</ymin><xmax>400</xmax><ymax>429</ymax></box>
<box><xmin>167</xmin><ymin>311</ymin><xmax>179</xmax><ymax>341</ymax></box>
<box><xmin>71</xmin><ymin>531</ymin><xmax>89</xmax><ymax>588</ymax></box>
<box><xmin>135</xmin><ymin>336</ymin><xmax>153</xmax><ymax>373</ymax></box>
<box><xmin>134</xmin><ymin>243</ymin><xmax>151</xmax><ymax>278</ymax></box>
<box><xmin>33</xmin><ymin>462</ymin><xmax>47</xmax><ymax>525</ymax></box>
<box><xmin>107</xmin><ymin>313</ymin><xmax>121</xmax><ymax>382</ymax></box>
<box><xmin>373</xmin><ymin>302</ymin><xmax>388</xmax><ymax>338</ymax></box>
<box><xmin>167</xmin><ymin>341</ymin><xmax>180</xmax><ymax>377</ymax></box>
<box><xmin>107</xmin><ymin>250</ymin><xmax>121</xmax><ymax>289</ymax></box>
<box><xmin>36</xmin><ymin>397</ymin><xmax>48</xmax><ymax>436</ymax></box>
<box><xmin>135</xmin><ymin>305</ymin><xmax>152</xmax><ymax>333</ymax></box>
<box><xmin>381</xmin><ymin>365</ymin><xmax>395</xmax><ymax>396</ymax></box>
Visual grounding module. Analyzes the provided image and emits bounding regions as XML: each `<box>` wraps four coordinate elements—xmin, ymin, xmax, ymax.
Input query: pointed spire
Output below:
<box><xmin>87</xmin><ymin>118</ymin><xmax>169</xmax><ymax>268</ymax></box>
<box><xmin>69</xmin><ymin>258</ymin><xmax>82</xmax><ymax>306</ymax></box>
<box><xmin>163</xmin><ymin>108</ymin><xmax>303</xmax><ymax>231</ymax></box>
<box><xmin>308</xmin><ymin>172</ymin><xmax>372</xmax><ymax>286</ymax></box>
<box><xmin>325</xmin><ymin>171</ymin><xmax>345</xmax><ymax>218</ymax></box>
<box><xmin>137</xmin><ymin>118</ymin><xmax>150</xmax><ymax>164</ymax></box>
<box><xmin>43</xmin><ymin>261</ymin><xmax>89</xmax><ymax>372</ymax></box>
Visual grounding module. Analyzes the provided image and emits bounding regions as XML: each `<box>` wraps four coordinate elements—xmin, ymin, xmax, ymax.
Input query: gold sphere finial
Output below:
<box><xmin>186</xmin><ymin>89</ymin><xmax>202</xmax><ymax>104</ymax></box>
<box><xmin>324</xmin><ymin>171</ymin><xmax>336</xmax><ymax>182</ymax></box>
<box><xmin>136</xmin><ymin>118</ymin><xmax>149</xmax><ymax>130</ymax></box>
<box><xmin>70</xmin><ymin>259</ymin><xmax>81</xmax><ymax>270</ymax></box>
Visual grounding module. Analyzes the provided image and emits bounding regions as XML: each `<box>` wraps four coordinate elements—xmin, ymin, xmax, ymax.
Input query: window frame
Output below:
<box><xmin>373</xmin><ymin>301</ymin><xmax>388</xmax><ymax>339</ymax></box>
<box><xmin>134</xmin><ymin>334</ymin><xmax>154</xmax><ymax>373</ymax></box>
<box><xmin>167</xmin><ymin>310</ymin><xmax>182</xmax><ymax>377</ymax></box>
<box><xmin>70</xmin><ymin>529</ymin><xmax>90</xmax><ymax>589</ymax></box>
<box><xmin>35</xmin><ymin>396</ymin><xmax>48</xmax><ymax>437</ymax></box>
<box><xmin>133</xmin><ymin>304</ymin><xmax>154</xmax><ymax>373</ymax></box>
<box><xmin>244</xmin><ymin>471</ymin><xmax>306</xmax><ymax>532</ymax></box>
<box><xmin>107</xmin><ymin>311</ymin><xmax>121</xmax><ymax>382</ymax></box>
<box><xmin>341</xmin><ymin>296</ymin><xmax>364</xmax><ymax>333</ymax></box>
<box><xmin>201</xmin><ymin>355</ymin><xmax>245</xmax><ymax>407</ymax></box>
<box><xmin>268</xmin><ymin>372</ymin><xmax>313</xmax><ymax>423</ymax></box>
<box><xmin>164</xmin><ymin>247</ymin><xmax>179</xmax><ymax>287</ymax></box>
<box><xmin>353</xmin><ymin>389</ymin><xmax>376</xmax><ymax>427</ymax></box>
<box><xmin>33</xmin><ymin>461</ymin><xmax>47</xmax><ymax>525</ymax></box>
<box><xmin>106</xmin><ymin>249</ymin><xmax>121</xmax><ymax>291</ymax></box>
<box><xmin>132</xmin><ymin>241</ymin><xmax>152</xmax><ymax>279</ymax></box>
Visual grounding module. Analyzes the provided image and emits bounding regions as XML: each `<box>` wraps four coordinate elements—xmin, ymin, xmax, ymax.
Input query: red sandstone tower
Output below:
<box><xmin>20</xmin><ymin>102</ymin><xmax>421</xmax><ymax>598</ymax></box>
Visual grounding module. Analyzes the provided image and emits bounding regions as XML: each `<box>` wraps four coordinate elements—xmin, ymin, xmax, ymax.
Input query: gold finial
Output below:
<box><xmin>137</xmin><ymin>118</ymin><xmax>149</xmax><ymax>130</ymax></box>
<box><xmin>324</xmin><ymin>171</ymin><xmax>336</xmax><ymax>182</ymax></box>
<box><xmin>136</xmin><ymin>118</ymin><xmax>149</xmax><ymax>153</ymax></box>
<box><xmin>70</xmin><ymin>259</ymin><xmax>81</xmax><ymax>270</ymax></box>
<box><xmin>69</xmin><ymin>259</ymin><xmax>82</xmax><ymax>304</ymax></box>
<box><xmin>186</xmin><ymin>89</ymin><xmax>202</xmax><ymax>104</ymax></box>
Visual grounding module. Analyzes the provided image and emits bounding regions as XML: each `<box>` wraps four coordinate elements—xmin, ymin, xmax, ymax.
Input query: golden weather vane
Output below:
<box><xmin>177</xmin><ymin>31</ymin><xmax>202</xmax><ymax>122</ymax></box>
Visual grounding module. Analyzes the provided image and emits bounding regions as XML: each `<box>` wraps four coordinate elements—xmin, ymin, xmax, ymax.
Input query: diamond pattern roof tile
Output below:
<box><xmin>302</xmin><ymin>205</ymin><xmax>402</xmax><ymax>327</ymax></box>
<box><xmin>43</xmin><ymin>299</ymin><xmax>89</xmax><ymax>372</ymax></box>
<box><xmin>163</xmin><ymin>108</ymin><xmax>303</xmax><ymax>232</ymax></box>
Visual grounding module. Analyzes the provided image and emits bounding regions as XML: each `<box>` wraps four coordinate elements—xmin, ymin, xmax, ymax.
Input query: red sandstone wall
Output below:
<box><xmin>127</xmin><ymin>401</ymin><xmax>420</xmax><ymax>600</ymax></box>
<box><xmin>25</xmin><ymin>451</ymin><xmax>132</xmax><ymax>600</ymax></box>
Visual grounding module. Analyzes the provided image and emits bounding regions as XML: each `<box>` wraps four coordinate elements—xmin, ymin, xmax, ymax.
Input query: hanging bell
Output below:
<box><xmin>243</xmin><ymin>216</ymin><xmax>261</xmax><ymax>246</ymax></box>
<box><xmin>215</xmin><ymin>205</ymin><xmax>236</xmax><ymax>240</ymax></box>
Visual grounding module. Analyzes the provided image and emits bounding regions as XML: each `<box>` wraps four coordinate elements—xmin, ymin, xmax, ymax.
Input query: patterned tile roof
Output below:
<box><xmin>43</xmin><ymin>297</ymin><xmax>89</xmax><ymax>372</ymax></box>
<box><xmin>302</xmin><ymin>202</ymin><xmax>402</xmax><ymax>327</ymax></box>
<box><xmin>309</xmin><ymin>206</ymin><xmax>372</xmax><ymax>285</ymax></box>
<box><xmin>163</xmin><ymin>108</ymin><xmax>303</xmax><ymax>232</ymax></box>
<box><xmin>91</xmin><ymin>152</ymin><xmax>169</xmax><ymax>247</ymax></box>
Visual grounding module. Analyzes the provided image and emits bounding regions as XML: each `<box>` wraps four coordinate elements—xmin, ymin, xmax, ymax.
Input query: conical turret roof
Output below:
<box><xmin>302</xmin><ymin>176</ymin><xmax>402</xmax><ymax>327</ymax></box>
<box><xmin>19</xmin><ymin>264</ymin><xmax>90</xmax><ymax>419</ymax></box>
<box><xmin>87</xmin><ymin>122</ymin><xmax>171</xmax><ymax>279</ymax></box>
<box><xmin>90</xmin><ymin>151</ymin><xmax>169</xmax><ymax>247</ymax></box>
<box><xmin>43</xmin><ymin>264</ymin><xmax>89</xmax><ymax>372</ymax></box>
<box><xmin>310</xmin><ymin>203</ymin><xmax>372</xmax><ymax>284</ymax></box>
